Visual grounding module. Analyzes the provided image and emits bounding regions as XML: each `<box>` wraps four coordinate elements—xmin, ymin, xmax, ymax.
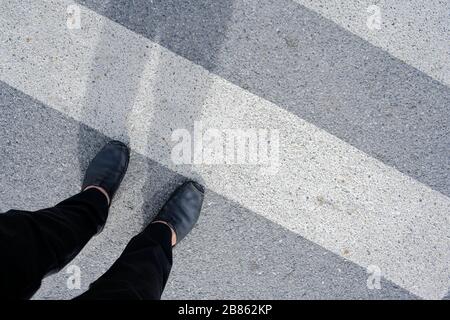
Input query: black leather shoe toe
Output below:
<box><xmin>82</xmin><ymin>140</ymin><xmax>130</xmax><ymax>204</ymax></box>
<box><xmin>154</xmin><ymin>181</ymin><xmax>204</xmax><ymax>244</ymax></box>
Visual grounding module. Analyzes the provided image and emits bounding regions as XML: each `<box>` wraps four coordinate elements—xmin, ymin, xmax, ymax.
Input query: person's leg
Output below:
<box><xmin>0</xmin><ymin>140</ymin><xmax>129</xmax><ymax>299</ymax></box>
<box><xmin>75</xmin><ymin>223</ymin><xmax>173</xmax><ymax>300</ymax></box>
<box><xmin>0</xmin><ymin>189</ymin><xmax>108</xmax><ymax>299</ymax></box>
<box><xmin>75</xmin><ymin>181</ymin><xmax>204</xmax><ymax>300</ymax></box>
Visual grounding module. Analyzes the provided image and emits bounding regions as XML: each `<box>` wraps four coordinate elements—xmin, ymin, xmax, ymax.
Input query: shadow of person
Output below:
<box><xmin>76</xmin><ymin>0</ymin><xmax>235</xmax><ymax>245</ymax></box>
<box><xmin>77</xmin><ymin>1</ymin><xmax>149</xmax><ymax>199</ymax></box>
<box><xmin>107</xmin><ymin>0</ymin><xmax>236</xmax><ymax>225</ymax></box>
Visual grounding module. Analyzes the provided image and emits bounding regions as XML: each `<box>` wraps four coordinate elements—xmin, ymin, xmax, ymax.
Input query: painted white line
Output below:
<box><xmin>293</xmin><ymin>0</ymin><xmax>450</xmax><ymax>87</ymax></box>
<box><xmin>1</xmin><ymin>0</ymin><xmax>449</xmax><ymax>299</ymax></box>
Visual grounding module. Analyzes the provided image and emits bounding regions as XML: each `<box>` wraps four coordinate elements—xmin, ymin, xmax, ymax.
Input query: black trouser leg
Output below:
<box><xmin>75</xmin><ymin>223</ymin><xmax>173</xmax><ymax>300</ymax></box>
<box><xmin>0</xmin><ymin>189</ymin><xmax>108</xmax><ymax>299</ymax></box>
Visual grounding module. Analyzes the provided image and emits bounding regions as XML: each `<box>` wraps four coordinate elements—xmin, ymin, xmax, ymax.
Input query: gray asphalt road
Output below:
<box><xmin>0</xmin><ymin>0</ymin><xmax>448</xmax><ymax>299</ymax></box>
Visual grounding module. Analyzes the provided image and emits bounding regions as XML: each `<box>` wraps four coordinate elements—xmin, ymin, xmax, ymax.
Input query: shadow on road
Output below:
<box><xmin>76</xmin><ymin>0</ymin><xmax>235</xmax><ymax>226</ymax></box>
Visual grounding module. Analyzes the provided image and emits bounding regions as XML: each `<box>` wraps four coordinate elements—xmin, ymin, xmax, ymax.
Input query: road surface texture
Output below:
<box><xmin>0</xmin><ymin>0</ymin><xmax>449</xmax><ymax>299</ymax></box>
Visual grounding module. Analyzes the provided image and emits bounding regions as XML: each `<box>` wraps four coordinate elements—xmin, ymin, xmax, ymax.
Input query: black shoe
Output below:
<box><xmin>82</xmin><ymin>140</ymin><xmax>130</xmax><ymax>204</ymax></box>
<box><xmin>154</xmin><ymin>181</ymin><xmax>205</xmax><ymax>244</ymax></box>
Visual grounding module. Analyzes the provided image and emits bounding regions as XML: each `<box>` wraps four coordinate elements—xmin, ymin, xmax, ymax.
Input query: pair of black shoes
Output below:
<box><xmin>82</xmin><ymin>141</ymin><xmax>204</xmax><ymax>245</ymax></box>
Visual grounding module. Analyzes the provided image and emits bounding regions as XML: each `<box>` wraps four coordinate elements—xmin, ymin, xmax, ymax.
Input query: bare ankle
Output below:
<box><xmin>83</xmin><ymin>185</ymin><xmax>110</xmax><ymax>206</ymax></box>
<box><xmin>152</xmin><ymin>220</ymin><xmax>177</xmax><ymax>246</ymax></box>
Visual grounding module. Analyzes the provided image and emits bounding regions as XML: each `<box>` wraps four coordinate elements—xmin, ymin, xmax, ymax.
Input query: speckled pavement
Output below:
<box><xmin>0</xmin><ymin>0</ymin><xmax>448</xmax><ymax>300</ymax></box>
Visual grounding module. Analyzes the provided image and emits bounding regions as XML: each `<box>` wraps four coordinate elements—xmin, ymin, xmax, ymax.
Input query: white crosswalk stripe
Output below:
<box><xmin>293</xmin><ymin>0</ymin><xmax>450</xmax><ymax>87</ymax></box>
<box><xmin>1</xmin><ymin>0</ymin><xmax>449</xmax><ymax>299</ymax></box>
